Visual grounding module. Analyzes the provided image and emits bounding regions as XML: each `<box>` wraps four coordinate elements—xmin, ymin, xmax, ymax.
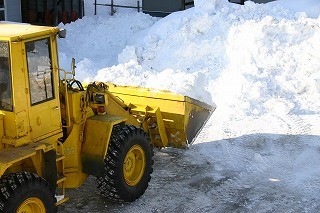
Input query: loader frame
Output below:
<box><xmin>0</xmin><ymin>22</ymin><xmax>215</xmax><ymax>211</ymax></box>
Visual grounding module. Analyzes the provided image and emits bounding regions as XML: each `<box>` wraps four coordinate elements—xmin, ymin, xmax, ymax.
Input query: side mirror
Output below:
<box><xmin>58</xmin><ymin>29</ymin><xmax>67</xmax><ymax>38</ymax></box>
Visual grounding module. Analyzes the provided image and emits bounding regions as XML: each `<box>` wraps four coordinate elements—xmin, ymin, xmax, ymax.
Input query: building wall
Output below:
<box><xmin>5</xmin><ymin>0</ymin><xmax>22</xmax><ymax>22</ymax></box>
<box><xmin>252</xmin><ymin>0</ymin><xmax>276</xmax><ymax>3</ymax></box>
<box><xmin>230</xmin><ymin>0</ymin><xmax>276</xmax><ymax>4</ymax></box>
<box><xmin>0</xmin><ymin>0</ymin><xmax>5</xmax><ymax>20</ymax></box>
<box><xmin>1</xmin><ymin>0</ymin><xmax>83</xmax><ymax>25</ymax></box>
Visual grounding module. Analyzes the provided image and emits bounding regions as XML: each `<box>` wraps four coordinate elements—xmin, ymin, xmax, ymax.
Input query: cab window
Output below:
<box><xmin>0</xmin><ymin>41</ymin><xmax>13</xmax><ymax>111</ymax></box>
<box><xmin>26</xmin><ymin>38</ymin><xmax>54</xmax><ymax>105</ymax></box>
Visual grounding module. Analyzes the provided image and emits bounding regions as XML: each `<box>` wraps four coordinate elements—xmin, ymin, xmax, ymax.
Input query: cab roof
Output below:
<box><xmin>0</xmin><ymin>22</ymin><xmax>59</xmax><ymax>41</ymax></box>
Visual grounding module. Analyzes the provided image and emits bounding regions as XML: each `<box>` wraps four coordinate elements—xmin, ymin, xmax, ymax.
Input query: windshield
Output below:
<box><xmin>0</xmin><ymin>41</ymin><xmax>13</xmax><ymax>111</ymax></box>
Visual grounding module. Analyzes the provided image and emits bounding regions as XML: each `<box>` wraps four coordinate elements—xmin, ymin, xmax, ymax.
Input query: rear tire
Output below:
<box><xmin>98</xmin><ymin>125</ymin><xmax>154</xmax><ymax>202</ymax></box>
<box><xmin>0</xmin><ymin>172</ymin><xmax>56</xmax><ymax>213</ymax></box>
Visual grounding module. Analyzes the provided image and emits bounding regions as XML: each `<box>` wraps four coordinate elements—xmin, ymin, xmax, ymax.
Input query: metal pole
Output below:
<box><xmin>111</xmin><ymin>0</ymin><xmax>114</xmax><ymax>16</ymax></box>
<box><xmin>137</xmin><ymin>1</ymin><xmax>140</xmax><ymax>12</ymax></box>
<box><xmin>54</xmin><ymin>0</ymin><xmax>58</xmax><ymax>25</ymax></box>
<box><xmin>82</xmin><ymin>0</ymin><xmax>85</xmax><ymax>17</ymax></box>
<box><xmin>94</xmin><ymin>0</ymin><xmax>97</xmax><ymax>15</ymax></box>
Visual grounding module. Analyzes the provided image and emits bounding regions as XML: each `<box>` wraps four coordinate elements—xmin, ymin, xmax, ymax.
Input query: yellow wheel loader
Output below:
<box><xmin>0</xmin><ymin>22</ymin><xmax>215</xmax><ymax>212</ymax></box>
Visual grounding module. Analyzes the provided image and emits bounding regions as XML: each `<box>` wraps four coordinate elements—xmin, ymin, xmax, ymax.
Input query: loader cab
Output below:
<box><xmin>0</xmin><ymin>23</ymin><xmax>62</xmax><ymax>146</ymax></box>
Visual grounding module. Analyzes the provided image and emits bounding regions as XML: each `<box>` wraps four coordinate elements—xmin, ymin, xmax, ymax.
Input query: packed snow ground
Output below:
<box><xmin>58</xmin><ymin>0</ymin><xmax>320</xmax><ymax>212</ymax></box>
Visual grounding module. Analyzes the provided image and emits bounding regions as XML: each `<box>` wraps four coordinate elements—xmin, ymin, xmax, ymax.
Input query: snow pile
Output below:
<box><xmin>88</xmin><ymin>1</ymin><xmax>320</xmax><ymax>119</ymax></box>
<box><xmin>58</xmin><ymin>0</ymin><xmax>320</xmax><ymax>211</ymax></box>
<box><xmin>58</xmin><ymin>0</ymin><xmax>320</xmax><ymax>132</ymax></box>
<box><xmin>215</xmin><ymin>13</ymin><xmax>320</xmax><ymax>118</ymax></box>
<box><xmin>58</xmin><ymin>0</ymin><xmax>320</xmax><ymax>135</ymax></box>
<box><xmin>58</xmin><ymin>13</ymin><xmax>157</xmax><ymax>80</ymax></box>
<box><xmin>272</xmin><ymin>0</ymin><xmax>320</xmax><ymax>18</ymax></box>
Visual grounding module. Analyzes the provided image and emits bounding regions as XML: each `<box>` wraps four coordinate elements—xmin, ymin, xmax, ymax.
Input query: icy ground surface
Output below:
<box><xmin>58</xmin><ymin>0</ymin><xmax>320</xmax><ymax>212</ymax></box>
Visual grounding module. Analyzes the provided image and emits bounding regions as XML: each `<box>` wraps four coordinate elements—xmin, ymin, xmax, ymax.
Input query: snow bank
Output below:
<box><xmin>89</xmin><ymin>1</ymin><xmax>320</xmax><ymax>118</ymax></box>
<box><xmin>273</xmin><ymin>0</ymin><xmax>320</xmax><ymax>18</ymax></box>
<box><xmin>59</xmin><ymin>0</ymin><xmax>319</xmax><ymax>121</ymax></box>
<box><xmin>58</xmin><ymin>12</ymin><xmax>157</xmax><ymax>81</ymax></box>
<box><xmin>58</xmin><ymin>0</ymin><xmax>320</xmax><ymax>211</ymax></box>
<box><xmin>59</xmin><ymin>0</ymin><xmax>320</xmax><ymax>127</ymax></box>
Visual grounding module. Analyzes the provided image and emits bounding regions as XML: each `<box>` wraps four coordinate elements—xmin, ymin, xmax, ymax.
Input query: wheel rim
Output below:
<box><xmin>17</xmin><ymin>197</ymin><xmax>46</xmax><ymax>213</ymax></box>
<box><xmin>123</xmin><ymin>144</ymin><xmax>146</xmax><ymax>186</ymax></box>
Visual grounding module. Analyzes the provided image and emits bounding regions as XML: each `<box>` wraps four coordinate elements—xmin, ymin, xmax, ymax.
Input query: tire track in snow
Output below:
<box><xmin>209</xmin><ymin>114</ymin><xmax>318</xmax><ymax>212</ymax></box>
<box><xmin>279</xmin><ymin>114</ymin><xmax>312</xmax><ymax>135</ymax></box>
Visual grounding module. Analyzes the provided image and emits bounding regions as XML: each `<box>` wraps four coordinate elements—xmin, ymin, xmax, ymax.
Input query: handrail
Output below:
<box><xmin>94</xmin><ymin>0</ymin><xmax>141</xmax><ymax>16</ymax></box>
<box><xmin>58</xmin><ymin>68</ymin><xmax>72</xmax><ymax>128</ymax></box>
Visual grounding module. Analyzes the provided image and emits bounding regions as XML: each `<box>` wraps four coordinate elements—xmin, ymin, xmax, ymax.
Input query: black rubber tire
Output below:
<box><xmin>0</xmin><ymin>172</ymin><xmax>57</xmax><ymax>213</ymax></box>
<box><xmin>98</xmin><ymin>125</ymin><xmax>154</xmax><ymax>202</ymax></box>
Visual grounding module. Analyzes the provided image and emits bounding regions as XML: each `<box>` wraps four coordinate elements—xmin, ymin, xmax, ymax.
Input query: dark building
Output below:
<box><xmin>142</xmin><ymin>0</ymin><xmax>276</xmax><ymax>17</ymax></box>
<box><xmin>142</xmin><ymin>0</ymin><xmax>194</xmax><ymax>17</ymax></box>
<box><xmin>229</xmin><ymin>0</ymin><xmax>276</xmax><ymax>5</ymax></box>
<box><xmin>0</xmin><ymin>0</ymin><xmax>83</xmax><ymax>25</ymax></box>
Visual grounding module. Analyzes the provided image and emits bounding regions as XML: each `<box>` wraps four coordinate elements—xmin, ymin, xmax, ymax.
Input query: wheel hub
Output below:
<box><xmin>123</xmin><ymin>144</ymin><xmax>146</xmax><ymax>186</ymax></box>
<box><xmin>17</xmin><ymin>197</ymin><xmax>46</xmax><ymax>213</ymax></box>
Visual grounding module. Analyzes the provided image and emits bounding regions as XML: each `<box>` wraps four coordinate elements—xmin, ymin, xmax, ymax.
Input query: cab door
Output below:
<box><xmin>25</xmin><ymin>37</ymin><xmax>62</xmax><ymax>139</ymax></box>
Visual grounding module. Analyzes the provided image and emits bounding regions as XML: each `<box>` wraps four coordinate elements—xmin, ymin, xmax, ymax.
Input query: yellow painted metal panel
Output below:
<box><xmin>82</xmin><ymin>114</ymin><xmax>126</xmax><ymax>157</ymax></box>
<box><xmin>0</xmin><ymin>22</ymin><xmax>59</xmax><ymax>41</ymax></box>
<box><xmin>64</xmin><ymin>170</ymin><xmax>88</xmax><ymax>188</ymax></box>
<box><xmin>66</xmin><ymin>91</ymin><xmax>88</xmax><ymax>124</ymax></box>
<box><xmin>0</xmin><ymin>40</ymin><xmax>32</xmax><ymax>143</ymax></box>
<box><xmin>155</xmin><ymin>108</ymin><xmax>168</xmax><ymax>147</ymax></box>
<box><xmin>62</xmin><ymin>124</ymin><xmax>82</xmax><ymax>169</ymax></box>
<box><xmin>80</xmin><ymin>114</ymin><xmax>127</xmax><ymax>178</ymax></box>
<box><xmin>15</xmin><ymin>110</ymin><xmax>28</xmax><ymax>137</ymax></box>
<box><xmin>28</xmin><ymin>101</ymin><xmax>62</xmax><ymax>139</ymax></box>
<box><xmin>0</xmin><ymin>113</ymin><xmax>4</xmax><ymax>150</ymax></box>
<box><xmin>24</xmin><ymin>36</ymin><xmax>62</xmax><ymax>140</ymax></box>
<box><xmin>0</xmin><ymin>142</ymin><xmax>54</xmax><ymax>176</ymax></box>
<box><xmin>106</xmin><ymin>83</ymin><xmax>186</xmax><ymax>102</ymax></box>
<box><xmin>105</xmin><ymin>95</ymin><xmax>140</xmax><ymax>127</ymax></box>
<box><xmin>105</xmin><ymin>83</ymin><xmax>215</xmax><ymax>148</ymax></box>
<box><xmin>56</xmin><ymin>123</ymin><xmax>89</xmax><ymax>188</ymax></box>
<box><xmin>10</xmin><ymin>41</ymin><xmax>28</xmax><ymax>113</ymax></box>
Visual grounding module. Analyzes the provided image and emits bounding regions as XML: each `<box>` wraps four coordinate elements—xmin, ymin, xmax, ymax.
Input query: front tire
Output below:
<box><xmin>98</xmin><ymin>125</ymin><xmax>154</xmax><ymax>202</ymax></box>
<box><xmin>0</xmin><ymin>172</ymin><xmax>56</xmax><ymax>213</ymax></box>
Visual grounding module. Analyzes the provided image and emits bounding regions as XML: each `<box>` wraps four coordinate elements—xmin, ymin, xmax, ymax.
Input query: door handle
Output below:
<box><xmin>53</xmin><ymin>106</ymin><xmax>60</xmax><ymax>110</ymax></box>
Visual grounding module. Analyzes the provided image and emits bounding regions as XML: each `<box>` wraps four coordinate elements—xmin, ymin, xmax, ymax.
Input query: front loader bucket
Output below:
<box><xmin>106</xmin><ymin>83</ymin><xmax>216</xmax><ymax>148</ymax></box>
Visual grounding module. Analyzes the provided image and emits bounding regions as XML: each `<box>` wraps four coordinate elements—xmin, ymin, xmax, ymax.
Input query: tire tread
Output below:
<box><xmin>0</xmin><ymin>172</ymin><xmax>56</xmax><ymax>213</ymax></box>
<box><xmin>98</xmin><ymin>125</ymin><xmax>154</xmax><ymax>202</ymax></box>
